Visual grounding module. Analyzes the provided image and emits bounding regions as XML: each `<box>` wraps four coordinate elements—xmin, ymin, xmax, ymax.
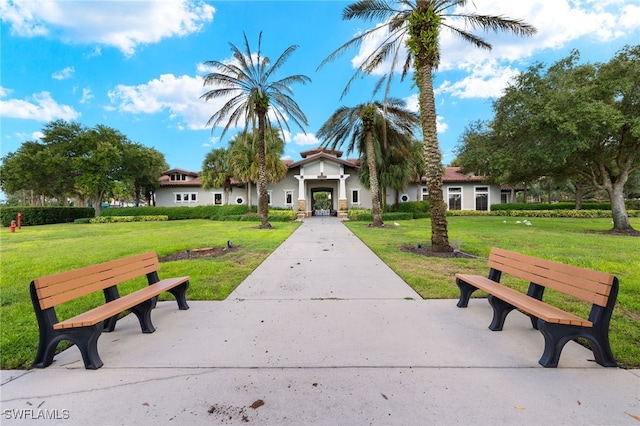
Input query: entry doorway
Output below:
<box><xmin>311</xmin><ymin>188</ymin><xmax>335</xmax><ymax>216</ymax></box>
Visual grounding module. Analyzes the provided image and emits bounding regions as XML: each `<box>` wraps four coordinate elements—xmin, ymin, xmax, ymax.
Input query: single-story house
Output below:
<box><xmin>155</xmin><ymin>148</ymin><xmax>507</xmax><ymax>215</ymax></box>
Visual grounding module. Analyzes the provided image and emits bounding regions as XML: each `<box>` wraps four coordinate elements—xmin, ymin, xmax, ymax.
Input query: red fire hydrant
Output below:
<box><xmin>10</xmin><ymin>220</ymin><xmax>16</xmax><ymax>233</ymax></box>
<box><xmin>17</xmin><ymin>212</ymin><xmax>22</xmax><ymax>229</ymax></box>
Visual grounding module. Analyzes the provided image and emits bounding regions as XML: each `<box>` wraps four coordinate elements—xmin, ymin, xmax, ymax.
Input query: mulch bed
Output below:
<box><xmin>399</xmin><ymin>244</ymin><xmax>478</xmax><ymax>259</ymax></box>
<box><xmin>158</xmin><ymin>246</ymin><xmax>239</xmax><ymax>262</ymax></box>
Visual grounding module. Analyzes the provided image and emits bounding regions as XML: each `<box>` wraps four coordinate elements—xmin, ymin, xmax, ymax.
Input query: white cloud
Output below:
<box><xmin>51</xmin><ymin>66</ymin><xmax>74</xmax><ymax>80</ymax></box>
<box><xmin>107</xmin><ymin>73</ymin><xmax>217</xmax><ymax>130</ymax></box>
<box><xmin>435</xmin><ymin>60</ymin><xmax>520</xmax><ymax>99</ymax></box>
<box><xmin>0</xmin><ymin>91</ymin><xmax>79</xmax><ymax>121</ymax></box>
<box><xmin>292</xmin><ymin>132</ymin><xmax>319</xmax><ymax>146</ymax></box>
<box><xmin>79</xmin><ymin>88</ymin><xmax>93</xmax><ymax>104</ymax></box>
<box><xmin>108</xmin><ymin>64</ymin><xmax>301</xmax><ymax>135</ymax></box>
<box><xmin>0</xmin><ymin>0</ymin><xmax>215</xmax><ymax>57</ymax></box>
<box><xmin>349</xmin><ymin>0</ymin><xmax>640</xmax><ymax>100</ymax></box>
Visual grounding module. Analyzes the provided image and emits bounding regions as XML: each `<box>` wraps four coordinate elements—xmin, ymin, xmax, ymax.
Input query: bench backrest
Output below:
<box><xmin>32</xmin><ymin>252</ymin><xmax>160</xmax><ymax>309</ymax></box>
<box><xmin>487</xmin><ymin>247</ymin><xmax>615</xmax><ymax>307</ymax></box>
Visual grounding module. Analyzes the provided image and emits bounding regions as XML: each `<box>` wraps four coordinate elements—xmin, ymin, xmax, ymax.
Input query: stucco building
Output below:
<box><xmin>155</xmin><ymin>148</ymin><xmax>504</xmax><ymax>216</ymax></box>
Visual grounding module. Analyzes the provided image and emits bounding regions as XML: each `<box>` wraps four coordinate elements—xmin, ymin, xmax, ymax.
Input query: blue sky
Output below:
<box><xmin>2</xmin><ymin>0</ymin><xmax>640</xmax><ymax>175</ymax></box>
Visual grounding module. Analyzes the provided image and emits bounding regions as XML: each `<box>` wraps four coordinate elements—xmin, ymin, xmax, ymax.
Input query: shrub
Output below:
<box><xmin>0</xmin><ymin>206</ymin><xmax>95</xmax><ymax>227</ymax></box>
<box><xmin>90</xmin><ymin>215</ymin><xmax>169</xmax><ymax>223</ymax></box>
<box><xmin>447</xmin><ymin>210</ymin><xmax>499</xmax><ymax>216</ymax></box>
<box><xmin>394</xmin><ymin>201</ymin><xmax>430</xmax><ymax>214</ymax></box>
<box><xmin>239</xmin><ymin>211</ymin><xmax>296</xmax><ymax>222</ymax></box>
<box><xmin>101</xmin><ymin>205</ymin><xmax>253</xmax><ymax>221</ymax></box>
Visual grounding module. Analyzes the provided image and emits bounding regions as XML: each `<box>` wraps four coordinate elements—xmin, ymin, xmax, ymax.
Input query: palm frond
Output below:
<box><xmin>343</xmin><ymin>0</ymin><xmax>400</xmax><ymax>22</ymax></box>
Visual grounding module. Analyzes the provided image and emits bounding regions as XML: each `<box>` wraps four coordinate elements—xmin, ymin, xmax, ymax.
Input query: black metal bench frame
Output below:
<box><xmin>455</xmin><ymin>247</ymin><xmax>618</xmax><ymax>368</ymax></box>
<box><xmin>30</xmin><ymin>252</ymin><xmax>189</xmax><ymax>369</ymax></box>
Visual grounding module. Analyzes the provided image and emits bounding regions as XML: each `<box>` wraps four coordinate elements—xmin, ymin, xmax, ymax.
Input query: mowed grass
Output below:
<box><xmin>0</xmin><ymin>220</ymin><xmax>299</xmax><ymax>369</ymax></box>
<box><xmin>345</xmin><ymin>216</ymin><xmax>640</xmax><ymax>368</ymax></box>
<box><xmin>1</xmin><ymin>216</ymin><xmax>639</xmax><ymax>369</ymax></box>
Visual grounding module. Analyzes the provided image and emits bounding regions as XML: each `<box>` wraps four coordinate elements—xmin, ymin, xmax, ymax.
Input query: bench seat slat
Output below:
<box><xmin>455</xmin><ymin>274</ymin><xmax>592</xmax><ymax>327</ymax></box>
<box><xmin>53</xmin><ymin>276</ymin><xmax>190</xmax><ymax>330</ymax></box>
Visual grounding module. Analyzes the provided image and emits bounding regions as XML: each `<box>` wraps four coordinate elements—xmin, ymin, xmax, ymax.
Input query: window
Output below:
<box><xmin>170</xmin><ymin>173</ymin><xmax>186</xmax><ymax>181</ymax></box>
<box><xmin>174</xmin><ymin>192</ymin><xmax>197</xmax><ymax>204</ymax></box>
<box><xmin>421</xmin><ymin>186</ymin><xmax>428</xmax><ymax>201</ymax></box>
<box><xmin>267</xmin><ymin>190</ymin><xmax>272</xmax><ymax>206</ymax></box>
<box><xmin>351</xmin><ymin>189</ymin><xmax>360</xmax><ymax>205</ymax></box>
<box><xmin>400</xmin><ymin>194</ymin><xmax>410</xmax><ymax>203</ymax></box>
<box><xmin>284</xmin><ymin>190</ymin><xmax>293</xmax><ymax>206</ymax></box>
<box><xmin>501</xmin><ymin>193</ymin><xmax>510</xmax><ymax>204</ymax></box>
<box><xmin>475</xmin><ymin>186</ymin><xmax>489</xmax><ymax>211</ymax></box>
<box><xmin>235</xmin><ymin>196</ymin><xmax>244</xmax><ymax>205</ymax></box>
<box><xmin>213</xmin><ymin>192</ymin><xmax>223</xmax><ymax>205</ymax></box>
<box><xmin>448</xmin><ymin>187</ymin><xmax>462</xmax><ymax>210</ymax></box>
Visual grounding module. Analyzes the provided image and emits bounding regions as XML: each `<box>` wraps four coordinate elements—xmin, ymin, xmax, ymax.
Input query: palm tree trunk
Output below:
<box><xmin>246</xmin><ymin>181</ymin><xmax>253</xmax><ymax>209</ymax></box>
<box><xmin>366</xmin><ymin>133</ymin><xmax>383</xmax><ymax>227</ymax></box>
<box><xmin>257</xmin><ymin>114</ymin><xmax>270</xmax><ymax>228</ymax></box>
<box><xmin>415</xmin><ymin>61</ymin><xmax>452</xmax><ymax>252</ymax></box>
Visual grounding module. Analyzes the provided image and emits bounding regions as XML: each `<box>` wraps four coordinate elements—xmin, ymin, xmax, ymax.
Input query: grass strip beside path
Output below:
<box><xmin>0</xmin><ymin>220</ymin><xmax>299</xmax><ymax>370</ymax></box>
<box><xmin>345</xmin><ymin>216</ymin><xmax>640</xmax><ymax>369</ymax></box>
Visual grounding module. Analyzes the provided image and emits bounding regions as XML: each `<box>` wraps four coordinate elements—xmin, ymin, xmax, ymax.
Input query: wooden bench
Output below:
<box><xmin>455</xmin><ymin>247</ymin><xmax>618</xmax><ymax>368</ymax></box>
<box><xmin>30</xmin><ymin>251</ymin><xmax>190</xmax><ymax>369</ymax></box>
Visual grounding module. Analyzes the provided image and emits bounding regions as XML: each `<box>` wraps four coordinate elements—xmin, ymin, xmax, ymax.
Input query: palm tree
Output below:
<box><xmin>320</xmin><ymin>0</ymin><xmax>536</xmax><ymax>251</ymax></box>
<box><xmin>201</xmin><ymin>148</ymin><xmax>233</xmax><ymax>204</ymax></box>
<box><xmin>317</xmin><ymin>98</ymin><xmax>419</xmax><ymax>227</ymax></box>
<box><xmin>227</xmin><ymin>129</ymin><xmax>288</xmax><ymax>208</ymax></box>
<box><xmin>201</xmin><ymin>32</ymin><xmax>310</xmax><ymax>228</ymax></box>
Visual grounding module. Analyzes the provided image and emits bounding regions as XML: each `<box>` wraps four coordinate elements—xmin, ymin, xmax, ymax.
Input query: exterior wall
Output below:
<box><xmin>155</xmin><ymin>186</ymin><xmax>249</xmax><ymax>207</ymax></box>
<box><xmin>155</xmin><ymin>162</ymin><xmax>501</xmax><ymax>211</ymax></box>
<box><xmin>401</xmin><ymin>182</ymin><xmax>501</xmax><ymax>211</ymax></box>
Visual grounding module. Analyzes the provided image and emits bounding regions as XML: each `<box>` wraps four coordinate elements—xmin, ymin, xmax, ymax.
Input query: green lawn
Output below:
<box><xmin>345</xmin><ymin>216</ymin><xmax>640</xmax><ymax>368</ymax></box>
<box><xmin>0</xmin><ymin>220</ymin><xmax>300</xmax><ymax>369</ymax></box>
<box><xmin>1</xmin><ymin>216</ymin><xmax>639</xmax><ymax>369</ymax></box>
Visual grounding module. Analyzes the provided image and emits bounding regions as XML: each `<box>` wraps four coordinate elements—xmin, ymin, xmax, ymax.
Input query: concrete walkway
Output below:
<box><xmin>1</xmin><ymin>217</ymin><xmax>638</xmax><ymax>425</ymax></box>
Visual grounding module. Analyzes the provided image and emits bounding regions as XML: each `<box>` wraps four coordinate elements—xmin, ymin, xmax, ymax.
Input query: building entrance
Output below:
<box><xmin>311</xmin><ymin>187</ymin><xmax>335</xmax><ymax>216</ymax></box>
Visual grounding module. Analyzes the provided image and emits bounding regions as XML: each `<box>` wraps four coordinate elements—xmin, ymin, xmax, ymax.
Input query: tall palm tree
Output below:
<box><xmin>317</xmin><ymin>98</ymin><xmax>419</xmax><ymax>227</ymax></box>
<box><xmin>320</xmin><ymin>0</ymin><xmax>536</xmax><ymax>251</ymax></box>
<box><xmin>201</xmin><ymin>32</ymin><xmax>310</xmax><ymax>228</ymax></box>
<box><xmin>228</xmin><ymin>129</ymin><xmax>288</xmax><ymax>208</ymax></box>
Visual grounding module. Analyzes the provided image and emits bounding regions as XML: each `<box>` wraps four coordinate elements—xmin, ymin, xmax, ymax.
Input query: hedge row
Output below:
<box><xmin>348</xmin><ymin>211</ymin><xmax>414</xmax><ymax>221</ymax></box>
<box><xmin>491</xmin><ymin>201</ymin><xmax>640</xmax><ymax>211</ymax></box>
<box><xmin>493</xmin><ymin>209</ymin><xmax>639</xmax><ymax>218</ymax></box>
<box><xmin>99</xmin><ymin>205</ymin><xmax>299</xmax><ymax>222</ymax></box>
<box><xmin>0</xmin><ymin>206</ymin><xmax>95</xmax><ymax>227</ymax></box>
<box><xmin>90</xmin><ymin>215</ymin><xmax>169</xmax><ymax>223</ymax></box>
<box><xmin>100</xmin><ymin>205</ymin><xmax>254</xmax><ymax>220</ymax></box>
<box><xmin>348</xmin><ymin>208</ymin><xmax>639</xmax><ymax>220</ymax></box>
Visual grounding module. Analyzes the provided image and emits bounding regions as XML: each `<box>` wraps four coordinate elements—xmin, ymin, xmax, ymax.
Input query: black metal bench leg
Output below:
<box><xmin>71</xmin><ymin>325</ymin><xmax>105</xmax><ymax>370</ymax></box>
<box><xmin>129</xmin><ymin>299</ymin><xmax>156</xmax><ymax>333</ymax></box>
<box><xmin>33</xmin><ymin>331</ymin><xmax>62</xmax><ymax>369</ymax></box>
<box><xmin>588</xmin><ymin>328</ymin><xmax>617</xmax><ymax>367</ymax></box>
<box><xmin>537</xmin><ymin>320</ymin><xmax>573</xmax><ymax>367</ymax></box>
<box><xmin>103</xmin><ymin>315</ymin><xmax>119</xmax><ymax>332</ymax></box>
<box><xmin>168</xmin><ymin>281</ymin><xmax>190</xmax><ymax>310</ymax></box>
<box><xmin>487</xmin><ymin>295</ymin><xmax>516</xmax><ymax>331</ymax></box>
<box><xmin>456</xmin><ymin>278</ymin><xmax>477</xmax><ymax>308</ymax></box>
